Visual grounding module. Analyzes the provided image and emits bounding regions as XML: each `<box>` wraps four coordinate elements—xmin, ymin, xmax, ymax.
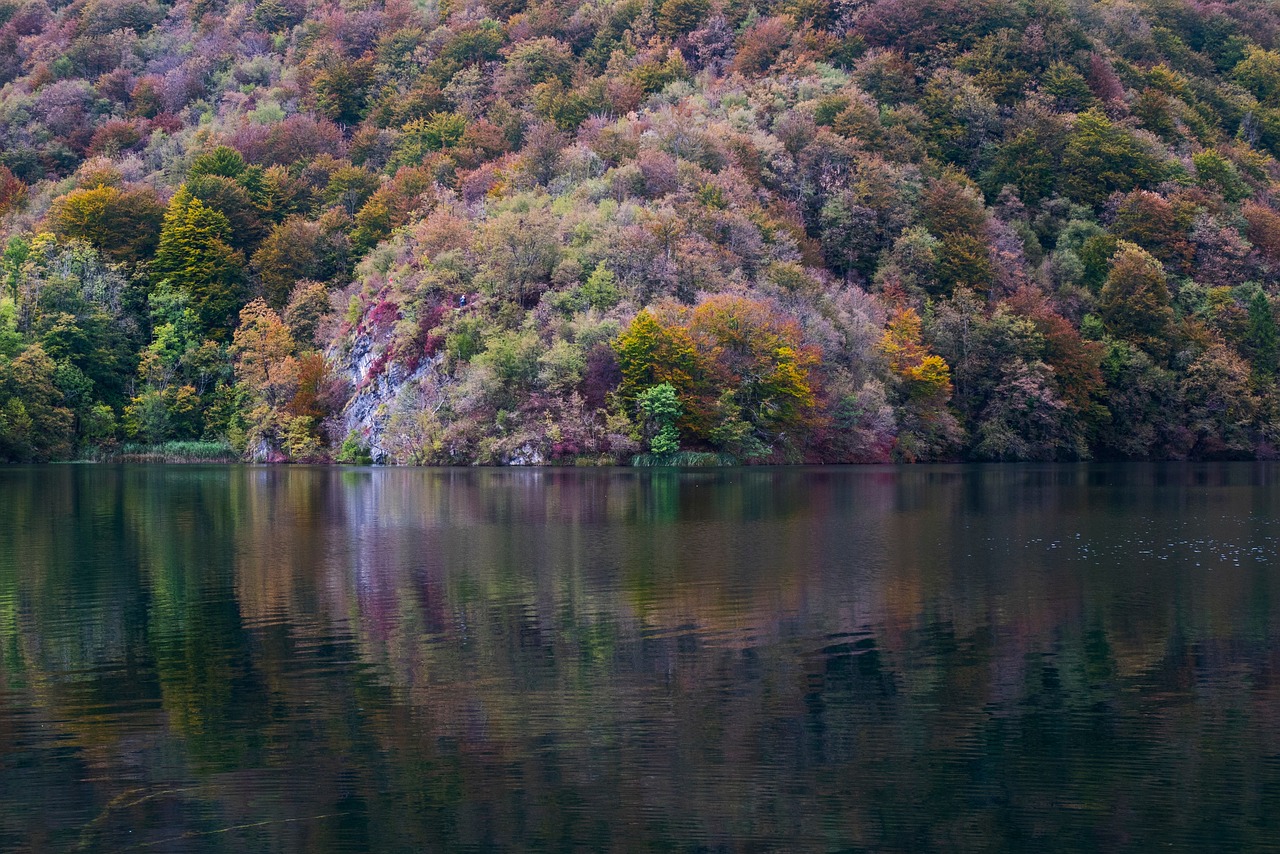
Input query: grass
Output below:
<box><xmin>630</xmin><ymin>451</ymin><xmax>737</xmax><ymax>467</ymax></box>
<box><xmin>108</xmin><ymin>441</ymin><xmax>240</xmax><ymax>463</ymax></box>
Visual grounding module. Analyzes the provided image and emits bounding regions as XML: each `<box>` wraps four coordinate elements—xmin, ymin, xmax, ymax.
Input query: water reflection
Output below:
<box><xmin>1</xmin><ymin>465</ymin><xmax>1279</xmax><ymax>851</ymax></box>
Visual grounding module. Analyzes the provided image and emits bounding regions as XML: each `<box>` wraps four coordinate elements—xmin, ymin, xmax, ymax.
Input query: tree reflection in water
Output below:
<box><xmin>1</xmin><ymin>464</ymin><xmax>1279</xmax><ymax>852</ymax></box>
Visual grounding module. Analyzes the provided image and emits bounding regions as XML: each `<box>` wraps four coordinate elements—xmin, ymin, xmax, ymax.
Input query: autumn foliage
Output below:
<box><xmin>0</xmin><ymin>0</ymin><xmax>1277</xmax><ymax>462</ymax></box>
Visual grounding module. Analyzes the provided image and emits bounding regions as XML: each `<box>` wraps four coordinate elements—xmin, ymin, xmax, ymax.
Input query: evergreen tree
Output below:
<box><xmin>1246</xmin><ymin>290</ymin><xmax>1279</xmax><ymax>382</ymax></box>
<box><xmin>153</xmin><ymin>189</ymin><xmax>246</xmax><ymax>337</ymax></box>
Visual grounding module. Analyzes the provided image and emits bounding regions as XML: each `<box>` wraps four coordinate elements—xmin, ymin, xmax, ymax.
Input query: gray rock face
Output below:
<box><xmin>330</xmin><ymin>332</ymin><xmax>440</xmax><ymax>464</ymax></box>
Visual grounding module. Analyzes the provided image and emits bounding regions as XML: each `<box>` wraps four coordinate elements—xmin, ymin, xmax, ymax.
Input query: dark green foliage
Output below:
<box><xmin>1246</xmin><ymin>290</ymin><xmax>1278</xmax><ymax>381</ymax></box>
<box><xmin>1060</xmin><ymin>110</ymin><xmax>1172</xmax><ymax>207</ymax></box>
<box><xmin>657</xmin><ymin>0</ymin><xmax>710</xmax><ymax>39</ymax></box>
<box><xmin>1098</xmin><ymin>243</ymin><xmax>1176</xmax><ymax>360</ymax></box>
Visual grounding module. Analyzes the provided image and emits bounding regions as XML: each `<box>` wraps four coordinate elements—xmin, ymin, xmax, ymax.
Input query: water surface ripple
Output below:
<box><xmin>1</xmin><ymin>464</ymin><xmax>1279</xmax><ymax>852</ymax></box>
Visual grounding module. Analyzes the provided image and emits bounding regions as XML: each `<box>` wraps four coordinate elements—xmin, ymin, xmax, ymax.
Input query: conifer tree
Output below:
<box><xmin>153</xmin><ymin>188</ymin><xmax>246</xmax><ymax>336</ymax></box>
<box><xmin>1247</xmin><ymin>290</ymin><xmax>1279</xmax><ymax>382</ymax></box>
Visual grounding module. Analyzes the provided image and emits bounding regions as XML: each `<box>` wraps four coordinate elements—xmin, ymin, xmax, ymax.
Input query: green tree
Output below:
<box><xmin>1233</xmin><ymin>46</ymin><xmax>1280</xmax><ymax>106</ymax></box>
<box><xmin>153</xmin><ymin>189</ymin><xmax>246</xmax><ymax>336</ymax></box>
<box><xmin>1246</xmin><ymin>290</ymin><xmax>1278</xmax><ymax>382</ymax></box>
<box><xmin>312</xmin><ymin>56</ymin><xmax>376</xmax><ymax>125</ymax></box>
<box><xmin>189</xmin><ymin>146</ymin><xmax>248</xmax><ymax>180</ymax></box>
<box><xmin>982</xmin><ymin>123</ymin><xmax>1064</xmax><ymax>202</ymax></box>
<box><xmin>1098</xmin><ymin>242</ymin><xmax>1176</xmax><ymax>359</ymax></box>
<box><xmin>1193</xmin><ymin>149</ymin><xmax>1251</xmax><ymax>202</ymax></box>
<box><xmin>580</xmin><ymin>263</ymin><xmax>620</xmax><ymax>310</ymax></box>
<box><xmin>0</xmin><ymin>345</ymin><xmax>74</xmax><ymax>461</ymax></box>
<box><xmin>638</xmin><ymin>382</ymin><xmax>682</xmax><ymax>454</ymax></box>
<box><xmin>184</xmin><ymin>174</ymin><xmax>267</xmax><ymax>253</ymax></box>
<box><xmin>656</xmin><ymin>0</ymin><xmax>709</xmax><ymax>38</ymax></box>
<box><xmin>1061</xmin><ymin>110</ymin><xmax>1172</xmax><ymax>206</ymax></box>
<box><xmin>391</xmin><ymin>113</ymin><xmax>468</xmax><ymax>169</ymax></box>
<box><xmin>1041</xmin><ymin>61</ymin><xmax>1096</xmax><ymax>112</ymax></box>
<box><xmin>17</xmin><ymin>235</ymin><xmax>138</xmax><ymax>410</ymax></box>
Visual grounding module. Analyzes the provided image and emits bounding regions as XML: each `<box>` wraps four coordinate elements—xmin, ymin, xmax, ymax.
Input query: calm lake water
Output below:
<box><xmin>2</xmin><ymin>464</ymin><xmax>1280</xmax><ymax>852</ymax></box>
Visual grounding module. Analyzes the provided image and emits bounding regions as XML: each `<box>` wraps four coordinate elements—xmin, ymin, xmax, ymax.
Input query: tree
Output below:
<box><xmin>1097</xmin><ymin>341</ymin><xmax>1185</xmax><ymax>459</ymax></box>
<box><xmin>1243</xmin><ymin>201</ymin><xmax>1280</xmax><ymax>263</ymax></box>
<box><xmin>982</xmin><ymin>121</ymin><xmax>1065</xmax><ymax>203</ymax></box>
<box><xmin>251</xmin><ymin>218</ymin><xmax>346</xmax><ymax>310</ymax></box>
<box><xmin>505</xmin><ymin>37</ymin><xmax>576</xmax><ymax>86</ymax></box>
<box><xmin>615</xmin><ymin>309</ymin><xmax>699</xmax><ymax>401</ymax></box>
<box><xmin>1060</xmin><ymin>110</ymin><xmax>1171</xmax><ymax>206</ymax></box>
<box><xmin>1004</xmin><ymin>288</ymin><xmax>1104</xmax><ymax>429</ymax></box>
<box><xmin>231</xmin><ymin>299</ymin><xmax>297</xmax><ymax>406</ymax></box>
<box><xmin>1041</xmin><ymin>61</ymin><xmax>1096</xmax><ymax>112</ymax></box>
<box><xmin>153</xmin><ymin>189</ymin><xmax>246</xmax><ymax>336</ymax></box>
<box><xmin>972</xmin><ymin>359</ymin><xmax>1078</xmax><ymax>460</ymax></box>
<box><xmin>189</xmin><ymin>146</ymin><xmax>249</xmax><ymax>181</ymax></box>
<box><xmin>1246</xmin><ymin>290</ymin><xmax>1278</xmax><ymax>382</ymax></box>
<box><xmin>1233</xmin><ymin>46</ymin><xmax>1280</xmax><ymax>106</ymax></box>
<box><xmin>1182</xmin><ymin>341</ymin><xmax>1259</xmax><ymax>458</ymax></box>
<box><xmin>1098</xmin><ymin>242</ymin><xmax>1176</xmax><ymax>359</ymax></box>
<box><xmin>184</xmin><ymin>174</ymin><xmax>267</xmax><ymax>253</ymax></box>
<box><xmin>49</xmin><ymin>184</ymin><xmax>164</xmax><ymax>264</ymax></box>
<box><xmin>0</xmin><ymin>166</ymin><xmax>26</xmax><ymax>216</ymax></box>
<box><xmin>878</xmin><ymin>305</ymin><xmax>963</xmax><ymax>459</ymax></box>
<box><xmin>231</xmin><ymin>299</ymin><xmax>320</xmax><ymax>459</ymax></box>
<box><xmin>475</xmin><ymin>206</ymin><xmax>561</xmax><ymax>306</ymax></box>
<box><xmin>16</xmin><ymin>235</ymin><xmax>138</xmax><ymax>409</ymax></box>
<box><xmin>935</xmin><ymin>233</ymin><xmax>995</xmax><ymax>295</ymax></box>
<box><xmin>283</xmin><ymin>281</ymin><xmax>333</xmax><ymax>346</ymax></box>
<box><xmin>312</xmin><ymin>55</ymin><xmax>375</xmax><ymax>125</ymax></box>
<box><xmin>637</xmin><ymin>382</ymin><xmax>682</xmax><ymax>454</ymax></box>
<box><xmin>616</xmin><ymin>298</ymin><xmax>820</xmax><ymax>459</ymax></box>
<box><xmin>880</xmin><ymin>306</ymin><xmax>953</xmax><ymax>402</ymax></box>
<box><xmin>578</xmin><ymin>264</ymin><xmax>620</xmax><ymax>311</ymax></box>
<box><xmin>1110</xmin><ymin>190</ymin><xmax>1195</xmax><ymax>274</ymax></box>
<box><xmin>684</xmin><ymin>295</ymin><xmax>821</xmax><ymax>458</ymax></box>
<box><xmin>0</xmin><ymin>345</ymin><xmax>74</xmax><ymax>461</ymax></box>
<box><xmin>142</xmin><ymin>283</ymin><xmax>205</xmax><ymax>384</ymax></box>
<box><xmin>657</xmin><ymin>0</ymin><xmax>710</xmax><ymax>39</ymax></box>
<box><xmin>392</xmin><ymin>113</ymin><xmax>468</xmax><ymax>168</ymax></box>
<box><xmin>1193</xmin><ymin>150</ymin><xmax>1251</xmax><ymax>203</ymax></box>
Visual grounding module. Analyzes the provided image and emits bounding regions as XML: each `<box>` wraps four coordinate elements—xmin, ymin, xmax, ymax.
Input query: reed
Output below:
<box><xmin>630</xmin><ymin>451</ymin><xmax>736</xmax><ymax>467</ymax></box>
<box><xmin>112</xmin><ymin>441</ymin><xmax>239</xmax><ymax>463</ymax></box>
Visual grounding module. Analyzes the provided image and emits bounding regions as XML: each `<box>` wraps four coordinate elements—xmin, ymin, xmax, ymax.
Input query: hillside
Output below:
<box><xmin>3</xmin><ymin>0</ymin><xmax>1280</xmax><ymax>463</ymax></box>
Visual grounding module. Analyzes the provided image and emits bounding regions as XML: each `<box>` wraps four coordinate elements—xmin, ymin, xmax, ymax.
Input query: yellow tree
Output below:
<box><xmin>879</xmin><ymin>306</ymin><xmax>961</xmax><ymax>461</ymax></box>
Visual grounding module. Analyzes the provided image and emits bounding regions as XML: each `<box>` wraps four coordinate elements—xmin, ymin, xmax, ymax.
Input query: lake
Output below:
<box><xmin>1</xmin><ymin>464</ymin><xmax>1279</xmax><ymax>852</ymax></box>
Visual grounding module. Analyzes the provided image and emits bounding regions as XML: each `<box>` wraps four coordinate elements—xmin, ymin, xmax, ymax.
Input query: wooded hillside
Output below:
<box><xmin>3</xmin><ymin>0</ymin><xmax>1280</xmax><ymax>463</ymax></box>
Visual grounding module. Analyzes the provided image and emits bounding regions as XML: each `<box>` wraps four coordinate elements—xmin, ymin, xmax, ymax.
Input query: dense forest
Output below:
<box><xmin>4</xmin><ymin>0</ymin><xmax>1280</xmax><ymax>463</ymax></box>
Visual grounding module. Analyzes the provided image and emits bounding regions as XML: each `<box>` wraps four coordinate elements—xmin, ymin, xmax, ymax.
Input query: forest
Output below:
<box><xmin>3</xmin><ymin>0</ymin><xmax>1280</xmax><ymax>463</ymax></box>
